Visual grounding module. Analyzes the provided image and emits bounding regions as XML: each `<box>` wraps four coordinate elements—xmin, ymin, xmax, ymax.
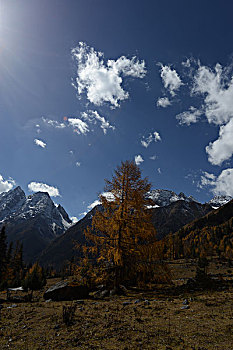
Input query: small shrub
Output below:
<box><xmin>62</xmin><ymin>303</ymin><xmax>77</xmax><ymax>326</ymax></box>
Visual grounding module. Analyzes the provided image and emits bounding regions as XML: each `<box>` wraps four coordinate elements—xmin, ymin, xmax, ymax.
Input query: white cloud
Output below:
<box><xmin>101</xmin><ymin>192</ymin><xmax>115</xmax><ymax>201</ymax></box>
<box><xmin>166</xmin><ymin>59</ymin><xmax>233</xmax><ymax>167</ymax></box>
<box><xmin>150</xmin><ymin>155</ymin><xmax>157</xmax><ymax>160</ymax></box>
<box><xmin>199</xmin><ymin>171</ymin><xmax>216</xmax><ymax>188</ymax></box>
<box><xmin>35</xmin><ymin>124</ymin><xmax>41</xmax><ymax>134</ymax></box>
<box><xmin>154</xmin><ymin>131</ymin><xmax>161</xmax><ymax>142</ymax></box>
<box><xmin>87</xmin><ymin>199</ymin><xmax>101</xmax><ymax>210</ymax></box>
<box><xmin>82</xmin><ymin>110</ymin><xmax>115</xmax><ymax>134</ymax></box>
<box><xmin>87</xmin><ymin>191</ymin><xmax>115</xmax><ymax>210</ymax></box>
<box><xmin>34</xmin><ymin>139</ymin><xmax>47</xmax><ymax>148</ymax></box>
<box><xmin>42</xmin><ymin>117</ymin><xmax>66</xmax><ymax>129</ymax></box>
<box><xmin>157</xmin><ymin>168</ymin><xmax>162</xmax><ymax>174</ymax></box>
<box><xmin>200</xmin><ymin>168</ymin><xmax>233</xmax><ymax>197</ymax></box>
<box><xmin>71</xmin><ymin>42</ymin><xmax>146</xmax><ymax>108</ymax></box>
<box><xmin>108</xmin><ymin>56</ymin><xmax>146</xmax><ymax>78</ymax></box>
<box><xmin>159</xmin><ymin>64</ymin><xmax>183</xmax><ymax>96</ymax></box>
<box><xmin>204</xmin><ymin>171</ymin><xmax>216</xmax><ymax>180</ymax></box>
<box><xmin>76</xmin><ymin>161</ymin><xmax>81</xmax><ymax>167</ymax></box>
<box><xmin>141</xmin><ymin>131</ymin><xmax>161</xmax><ymax>148</ymax></box>
<box><xmin>182</xmin><ymin>59</ymin><xmax>191</xmax><ymax>68</ymax></box>
<box><xmin>135</xmin><ymin>155</ymin><xmax>144</xmax><ymax>165</ymax></box>
<box><xmin>68</xmin><ymin>118</ymin><xmax>89</xmax><ymax>135</ymax></box>
<box><xmin>192</xmin><ymin>63</ymin><xmax>233</xmax><ymax>125</ymax></box>
<box><xmin>0</xmin><ymin>175</ymin><xmax>15</xmax><ymax>193</ymax></box>
<box><xmin>28</xmin><ymin>182</ymin><xmax>60</xmax><ymax>197</ymax></box>
<box><xmin>71</xmin><ymin>216</ymin><xmax>78</xmax><ymax>224</ymax></box>
<box><xmin>42</xmin><ymin>115</ymin><xmax>89</xmax><ymax>135</ymax></box>
<box><xmin>158</xmin><ymin>59</ymin><xmax>233</xmax><ymax>120</ymax></box>
<box><xmin>176</xmin><ymin>106</ymin><xmax>202</xmax><ymax>126</ymax></box>
<box><xmin>157</xmin><ymin>97</ymin><xmax>171</xmax><ymax>108</ymax></box>
<box><xmin>42</xmin><ymin>111</ymin><xmax>114</xmax><ymax>136</ymax></box>
<box><xmin>79</xmin><ymin>211</ymin><xmax>87</xmax><ymax>217</ymax></box>
<box><xmin>141</xmin><ymin>141</ymin><xmax>149</xmax><ymax>148</ymax></box>
<box><xmin>192</xmin><ymin>62</ymin><xmax>233</xmax><ymax>165</ymax></box>
<box><xmin>206</xmin><ymin>118</ymin><xmax>233</xmax><ymax>165</ymax></box>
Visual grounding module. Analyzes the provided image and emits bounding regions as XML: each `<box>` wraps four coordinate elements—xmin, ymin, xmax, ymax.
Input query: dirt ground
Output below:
<box><xmin>0</xmin><ymin>259</ymin><xmax>232</xmax><ymax>350</ymax></box>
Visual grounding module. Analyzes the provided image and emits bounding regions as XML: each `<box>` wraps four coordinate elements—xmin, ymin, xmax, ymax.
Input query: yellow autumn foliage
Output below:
<box><xmin>81</xmin><ymin>160</ymin><xmax>164</xmax><ymax>288</ymax></box>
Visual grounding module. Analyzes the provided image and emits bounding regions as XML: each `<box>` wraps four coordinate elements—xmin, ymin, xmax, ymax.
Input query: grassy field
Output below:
<box><xmin>0</xmin><ymin>259</ymin><xmax>232</xmax><ymax>349</ymax></box>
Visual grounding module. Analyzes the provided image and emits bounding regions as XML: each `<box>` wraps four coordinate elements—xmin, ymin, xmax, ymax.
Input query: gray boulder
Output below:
<box><xmin>43</xmin><ymin>281</ymin><xmax>89</xmax><ymax>301</ymax></box>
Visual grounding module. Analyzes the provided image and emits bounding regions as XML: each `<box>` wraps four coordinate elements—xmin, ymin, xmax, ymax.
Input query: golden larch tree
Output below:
<box><xmin>84</xmin><ymin>160</ymin><xmax>160</xmax><ymax>289</ymax></box>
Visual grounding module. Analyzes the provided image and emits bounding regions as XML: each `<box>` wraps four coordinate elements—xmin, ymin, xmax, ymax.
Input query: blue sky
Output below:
<box><xmin>1</xmin><ymin>0</ymin><xmax>233</xmax><ymax>220</ymax></box>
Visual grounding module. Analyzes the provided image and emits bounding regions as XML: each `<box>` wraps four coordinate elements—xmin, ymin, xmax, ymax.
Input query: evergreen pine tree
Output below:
<box><xmin>0</xmin><ymin>227</ymin><xmax>7</xmax><ymax>287</ymax></box>
<box><xmin>11</xmin><ymin>241</ymin><xmax>24</xmax><ymax>286</ymax></box>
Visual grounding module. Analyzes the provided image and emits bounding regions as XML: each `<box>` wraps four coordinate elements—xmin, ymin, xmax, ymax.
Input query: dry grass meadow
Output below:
<box><xmin>0</xmin><ymin>259</ymin><xmax>232</xmax><ymax>350</ymax></box>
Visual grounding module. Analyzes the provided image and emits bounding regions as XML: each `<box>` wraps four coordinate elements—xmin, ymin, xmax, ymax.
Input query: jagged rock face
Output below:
<box><xmin>10</xmin><ymin>191</ymin><xmax>72</xmax><ymax>236</ymax></box>
<box><xmin>208</xmin><ymin>195</ymin><xmax>232</xmax><ymax>208</ymax></box>
<box><xmin>0</xmin><ymin>186</ymin><xmax>26</xmax><ymax>222</ymax></box>
<box><xmin>148</xmin><ymin>189</ymin><xmax>197</xmax><ymax>207</ymax></box>
<box><xmin>57</xmin><ymin>204</ymin><xmax>72</xmax><ymax>224</ymax></box>
<box><xmin>0</xmin><ymin>187</ymin><xmax>72</xmax><ymax>262</ymax></box>
<box><xmin>0</xmin><ymin>187</ymin><xmax>72</xmax><ymax>236</ymax></box>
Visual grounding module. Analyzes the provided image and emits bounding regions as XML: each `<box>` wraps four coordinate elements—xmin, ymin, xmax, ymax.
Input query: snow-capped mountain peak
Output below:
<box><xmin>208</xmin><ymin>195</ymin><xmax>232</xmax><ymax>209</ymax></box>
<box><xmin>0</xmin><ymin>186</ymin><xmax>26</xmax><ymax>222</ymax></box>
<box><xmin>0</xmin><ymin>186</ymin><xmax>72</xmax><ymax>235</ymax></box>
<box><xmin>148</xmin><ymin>189</ymin><xmax>198</xmax><ymax>207</ymax></box>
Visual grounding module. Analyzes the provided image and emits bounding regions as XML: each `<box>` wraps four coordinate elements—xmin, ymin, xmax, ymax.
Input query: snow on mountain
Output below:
<box><xmin>88</xmin><ymin>188</ymin><xmax>231</xmax><ymax>211</ymax></box>
<box><xmin>0</xmin><ymin>186</ymin><xmax>73</xmax><ymax>262</ymax></box>
<box><xmin>0</xmin><ymin>186</ymin><xmax>26</xmax><ymax>222</ymax></box>
<box><xmin>208</xmin><ymin>195</ymin><xmax>232</xmax><ymax>209</ymax></box>
<box><xmin>148</xmin><ymin>190</ymin><xmax>232</xmax><ymax>210</ymax></box>
<box><xmin>148</xmin><ymin>189</ymin><xmax>198</xmax><ymax>207</ymax></box>
<box><xmin>0</xmin><ymin>186</ymin><xmax>72</xmax><ymax>235</ymax></box>
<box><xmin>57</xmin><ymin>204</ymin><xmax>72</xmax><ymax>225</ymax></box>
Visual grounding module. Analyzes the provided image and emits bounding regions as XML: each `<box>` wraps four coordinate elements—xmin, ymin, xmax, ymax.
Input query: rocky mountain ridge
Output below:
<box><xmin>207</xmin><ymin>195</ymin><xmax>232</xmax><ymax>208</ymax></box>
<box><xmin>39</xmin><ymin>193</ymin><xmax>216</xmax><ymax>268</ymax></box>
<box><xmin>148</xmin><ymin>189</ymin><xmax>232</xmax><ymax>209</ymax></box>
<box><xmin>148</xmin><ymin>189</ymin><xmax>197</xmax><ymax>207</ymax></box>
<box><xmin>0</xmin><ymin>186</ymin><xmax>232</xmax><ymax>265</ymax></box>
<box><xmin>0</xmin><ymin>186</ymin><xmax>72</xmax><ymax>261</ymax></box>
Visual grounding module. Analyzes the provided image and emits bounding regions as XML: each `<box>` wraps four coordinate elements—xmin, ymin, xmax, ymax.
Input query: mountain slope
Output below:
<box><xmin>39</xmin><ymin>206</ymin><xmax>97</xmax><ymax>268</ymax></box>
<box><xmin>39</xmin><ymin>199</ymin><xmax>213</xmax><ymax>268</ymax></box>
<box><xmin>151</xmin><ymin>200</ymin><xmax>213</xmax><ymax>239</ymax></box>
<box><xmin>2</xmin><ymin>186</ymin><xmax>230</xmax><ymax>266</ymax></box>
<box><xmin>0</xmin><ymin>187</ymin><xmax>72</xmax><ymax>262</ymax></box>
<box><xmin>170</xmin><ymin>199</ymin><xmax>233</xmax><ymax>259</ymax></box>
<box><xmin>177</xmin><ymin>199</ymin><xmax>233</xmax><ymax>235</ymax></box>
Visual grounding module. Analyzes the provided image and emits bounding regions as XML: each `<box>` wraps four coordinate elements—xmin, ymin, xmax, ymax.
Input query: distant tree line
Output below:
<box><xmin>163</xmin><ymin>218</ymin><xmax>233</xmax><ymax>261</ymax></box>
<box><xmin>0</xmin><ymin>226</ymin><xmax>46</xmax><ymax>292</ymax></box>
<box><xmin>0</xmin><ymin>226</ymin><xmax>24</xmax><ymax>289</ymax></box>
